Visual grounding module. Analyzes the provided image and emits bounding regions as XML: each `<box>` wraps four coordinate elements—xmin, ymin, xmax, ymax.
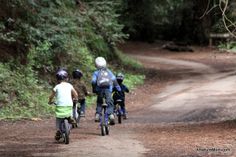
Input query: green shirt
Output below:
<box><xmin>55</xmin><ymin>106</ymin><xmax>72</xmax><ymax>118</ymax></box>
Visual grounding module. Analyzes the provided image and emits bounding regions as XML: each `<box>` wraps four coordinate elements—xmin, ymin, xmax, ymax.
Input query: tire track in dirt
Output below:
<box><xmin>132</xmin><ymin>54</ymin><xmax>236</xmax><ymax>124</ymax></box>
<box><xmin>128</xmin><ymin>51</ymin><xmax>236</xmax><ymax>156</ymax></box>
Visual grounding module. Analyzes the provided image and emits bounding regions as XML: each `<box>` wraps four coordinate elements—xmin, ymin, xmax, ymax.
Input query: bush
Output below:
<box><xmin>0</xmin><ymin>62</ymin><xmax>54</xmax><ymax>120</ymax></box>
<box><xmin>0</xmin><ymin>0</ymin><xmax>143</xmax><ymax>120</ymax></box>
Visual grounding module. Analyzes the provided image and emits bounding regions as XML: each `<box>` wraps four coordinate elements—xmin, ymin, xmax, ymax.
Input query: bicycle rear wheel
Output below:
<box><xmin>101</xmin><ymin>124</ymin><xmax>106</xmax><ymax>136</ymax></box>
<box><xmin>118</xmin><ymin>114</ymin><xmax>122</xmax><ymax>124</ymax></box>
<box><xmin>105</xmin><ymin>125</ymin><xmax>109</xmax><ymax>135</ymax></box>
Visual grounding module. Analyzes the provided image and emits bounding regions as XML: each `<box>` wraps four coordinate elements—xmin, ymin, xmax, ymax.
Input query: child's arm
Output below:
<box><xmin>48</xmin><ymin>90</ymin><xmax>56</xmax><ymax>104</ymax></box>
<box><xmin>71</xmin><ymin>88</ymin><xmax>78</xmax><ymax>101</ymax></box>
<box><xmin>124</xmin><ymin>85</ymin><xmax>129</xmax><ymax>93</ymax></box>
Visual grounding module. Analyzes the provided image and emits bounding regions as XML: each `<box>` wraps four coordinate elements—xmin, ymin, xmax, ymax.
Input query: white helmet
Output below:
<box><xmin>95</xmin><ymin>57</ymin><xmax>106</xmax><ymax>69</ymax></box>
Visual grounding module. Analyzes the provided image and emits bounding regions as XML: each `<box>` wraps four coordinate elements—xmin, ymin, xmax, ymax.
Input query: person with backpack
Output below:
<box><xmin>48</xmin><ymin>69</ymin><xmax>78</xmax><ymax>141</ymax></box>
<box><xmin>112</xmin><ymin>73</ymin><xmax>129</xmax><ymax>119</ymax></box>
<box><xmin>91</xmin><ymin>57</ymin><xmax>121</xmax><ymax>125</ymax></box>
<box><xmin>71</xmin><ymin>69</ymin><xmax>88</xmax><ymax>117</ymax></box>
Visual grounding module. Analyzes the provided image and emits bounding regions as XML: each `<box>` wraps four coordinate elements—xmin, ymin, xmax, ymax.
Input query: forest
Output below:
<box><xmin>0</xmin><ymin>0</ymin><xmax>235</xmax><ymax>119</ymax></box>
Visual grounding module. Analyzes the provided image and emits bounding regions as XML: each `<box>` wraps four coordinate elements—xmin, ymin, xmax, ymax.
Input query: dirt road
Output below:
<box><xmin>1</xmin><ymin>42</ymin><xmax>236</xmax><ymax>157</ymax></box>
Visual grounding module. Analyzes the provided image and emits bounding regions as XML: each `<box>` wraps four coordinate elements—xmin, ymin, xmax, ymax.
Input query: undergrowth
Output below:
<box><xmin>0</xmin><ymin>0</ymin><xmax>144</xmax><ymax>120</ymax></box>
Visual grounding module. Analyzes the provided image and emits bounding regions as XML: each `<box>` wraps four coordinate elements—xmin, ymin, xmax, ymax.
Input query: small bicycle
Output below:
<box><xmin>114</xmin><ymin>99</ymin><xmax>123</xmax><ymax>124</ymax></box>
<box><xmin>100</xmin><ymin>99</ymin><xmax>110</xmax><ymax>136</ymax></box>
<box><xmin>58</xmin><ymin>117</ymin><xmax>72</xmax><ymax>144</ymax></box>
<box><xmin>50</xmin><ymin>102</ymin><xmax>73</xmax><ymax>144</ymax></box>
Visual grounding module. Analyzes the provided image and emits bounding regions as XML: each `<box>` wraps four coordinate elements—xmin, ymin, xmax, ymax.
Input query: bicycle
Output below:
<box><xmin>114</xmin><ymin>99</ymin><xmax>123</xmax><ymax>124</ymax></box>
<box><xmin>57</xmin><ymin>117</ymin><xmax>72</xmax><ymax>144</ymax></box>
<box><xmin>100</xmin><ymin>98</ymin><xmax>110</xmax><ymax>136</ymax></box>
<box><xmin>50</xmin><ymin>102</ymin><xmax>73</xmax><ymax>144</ymax></box>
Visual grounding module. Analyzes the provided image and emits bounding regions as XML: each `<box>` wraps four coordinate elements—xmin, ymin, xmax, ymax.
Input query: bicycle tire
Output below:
<box><xmin>101</xmin><ymin>125</ymin><xmax>106</xmax><ymax>136</ymax></box>
<box><xmin>118</xmin><ymin>114</ymin><xmax>122</xmax><ymax>124</ymax></box>
<box><xmin>105</xmin><ymin>125</ymin><xmax>109</xmax><ymax>135</ymax></box>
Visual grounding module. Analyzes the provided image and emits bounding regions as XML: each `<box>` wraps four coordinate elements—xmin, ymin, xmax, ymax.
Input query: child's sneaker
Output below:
<box><xmin>55</xmin><ymin>130</ymin><xmax>61</xmax><ymax>141</ymax></box>
<box><xmin>123</xmin><ymin>114</ymin><xmax>128</xmax><ymax>119</ymax></box>
<box><xmin>95</xmin><ymin>113</ymin><xmax>100</xmax><ymax>122</ymax></box>
<box><xmin>109</xmin><ymin>114</ymin><xmax>115</xmax><ymax>125</ymax></box>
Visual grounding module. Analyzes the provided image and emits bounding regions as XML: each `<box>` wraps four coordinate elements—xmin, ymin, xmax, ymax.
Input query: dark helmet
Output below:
<box><xmin>72</xmin><ymin>69</ymin><xmax>83</xmax><ymax>79</ymax></box>
<box><xmin>116</xmin><ymin>73</ymin><xmax>124</xmax><ymax>84</ymax></box>
<box><xmin>56</xmin><ymin>69</ymin><xmax>68</xmax><ymax>81</ymax></box>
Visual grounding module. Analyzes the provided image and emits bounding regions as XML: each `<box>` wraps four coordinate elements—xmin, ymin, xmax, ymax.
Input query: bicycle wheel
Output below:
<box><xmin>105</xmin><ymin>125</ymin><xmax>109</xmax><ymax>135</ymax></box>
<box><xmin>101</xmin><ymin>124</ymin><xmax>106</xmax><ymax>136</ymax></box>
<box><xmin>118</xmin><ymin>113</ymin><xmax>122</xmax><ymax>124</ymax></box>
<box><xmin>63</xmin><ymin>119</ymin><xmax>70</xmax><ymax>144</ymax></box>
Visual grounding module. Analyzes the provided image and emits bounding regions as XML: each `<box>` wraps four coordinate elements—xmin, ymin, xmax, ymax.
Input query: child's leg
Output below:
<box><xmin>96</xmin><ymin>93</ymin><xmax>103</xmax><ymax>114</ymax></box>
<box><xmin>120</xmin><ymin>101</ymin><xmax>128</xmax><ymax>119</ymax></box>
<box><xmin>55</xmin><ymin>118</ymin><xmax>62</xmax><ymax>140</ymax></box>
<box><xmin>80</xmin><ymin>99</ymin><xmax>86</xmax><ymax>114</ymax></box>
<box><xmin>56</xmin><ymin>118</ymin><xmax>61</xmax><ymax>131</ymax></box>
<box><xmin>95</xmin><ymin>92</ymin><xmax>103</xmax><ymax>122</ymax></box>
<box><xmin>120</xmin><ymin>101</ymin><xmax>126</xmax><ymax>113</ymax></box>
<box><xmin>104</xmin><ymin>89</ymin><xmax>114</xmax><ymax>115</ymax></box>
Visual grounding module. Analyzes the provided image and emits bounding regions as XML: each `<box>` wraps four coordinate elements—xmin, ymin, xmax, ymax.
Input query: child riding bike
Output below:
<box><xmin>71</xmin><ymin>69</ymin><xmax>89</xmax><ymax>117</ymax></box>
<box><xmin>48</xmin><ymin>69</ymin><xmax>78</xmax><ymax>141</ymax></box>
<box><xmin>91</xmin><ymin>57</ymin><xmax>121</xmax><ymax>125</ymax></box>
<box><xmin>113</xmin><ymin>73</ymin><xmax>129</xmax><ymax>119</ymax></box>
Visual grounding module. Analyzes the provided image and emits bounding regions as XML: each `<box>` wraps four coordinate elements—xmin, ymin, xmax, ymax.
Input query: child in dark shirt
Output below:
<box><xmin>71</xmin><ymin>69</ymin><xmax>88</xmax><ymax>117</ymax></box>
<box><xmin>113</xmin><ymin>73</ymin><xmax>129</xmax><ymax>119</ymax></box>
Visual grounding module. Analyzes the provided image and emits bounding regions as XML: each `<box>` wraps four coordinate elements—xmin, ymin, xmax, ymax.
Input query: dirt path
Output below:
<box><xmin>123</xmin><ymin>43</ymin><xmax>236</xmax><ymax>157</ymax></box>
<box><xmin>1</xmin><ymin>42</ymin><xmax>236</xmax><ymax>157</ymax></box>
<box><xmin>133</xmin><ymin>55</ymin><xmax>236</xmax><ymax>123</ymax></box>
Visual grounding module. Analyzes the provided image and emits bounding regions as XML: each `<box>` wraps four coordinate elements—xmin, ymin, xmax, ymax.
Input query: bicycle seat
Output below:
<box><xmin>102</xmin><ymin>103</ymin><xmax>108</xmax><ymax>107</ymax></box>
<box><xmin>116</xmin><ymin>99</ymin><xmax>122</xmax><ymax>103</ymax></box>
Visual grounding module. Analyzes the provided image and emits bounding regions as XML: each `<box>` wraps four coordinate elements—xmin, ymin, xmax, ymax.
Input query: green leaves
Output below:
<box><xmin>0</xmin><ymin>0</ymin><xmax>136</xmax><ymax>120</ymax></box>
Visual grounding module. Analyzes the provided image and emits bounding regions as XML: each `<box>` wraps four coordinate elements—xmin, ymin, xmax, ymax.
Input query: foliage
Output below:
<box><xmin>0</xmin><ymin>0</ymin><xmax>143</xmax><ymax>120</ymax></box>
<box><xmin>85</xmin><ymin>0</ymin><xmax>128</xmax><ymax>45</ymax></box>
<box><xmin>218</xmin><ymin>41</ymin><xmax>236</xmax><ymax>52</ymax></box>
<box><xmin>123</xmin><ymin>73</ymin><xmax>145</xmax><ymax>89</ymax></box>
<box><xmin>0</xmin><ymin>61</ymin><xmax>54</xmax><ymax>120</ymax></box>
<box><xmin>115</xmin><ymin>50</ymin><xmax>142</xmax><ymax>70</ymax></box>
<box><xmin>119</xmin><ymin>0</ymin><xmax>236</xmax><ymax>43</ymax></box>
<box><xmin>119</xmin><ymin>0</ymin><xmax>186</xmax><ymax>41</ymax></box>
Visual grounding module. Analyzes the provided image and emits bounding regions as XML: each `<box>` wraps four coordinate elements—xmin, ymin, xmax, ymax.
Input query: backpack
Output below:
<box><xmin>97</xmin><ymin>68</ymin><xmax>112</xmax><ymax>87</ymax></box>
